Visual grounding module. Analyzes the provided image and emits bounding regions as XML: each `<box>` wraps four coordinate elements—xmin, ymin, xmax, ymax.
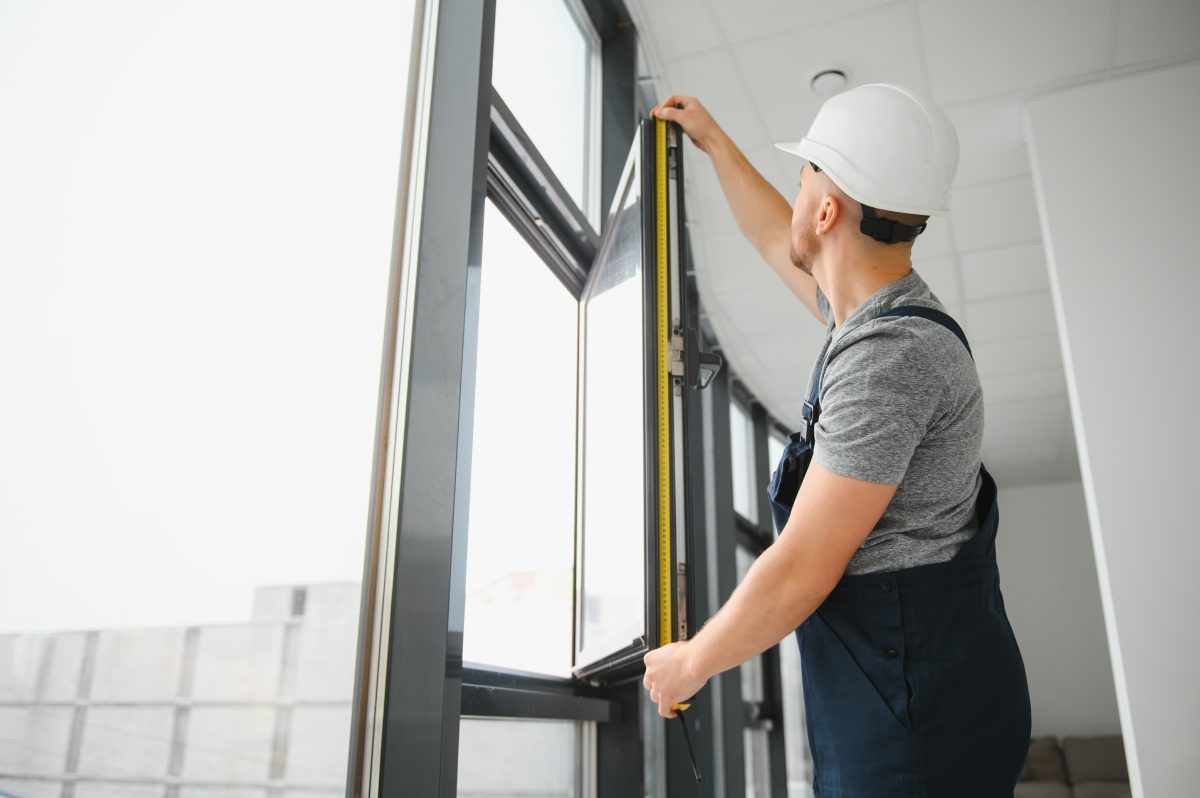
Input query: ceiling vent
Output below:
<box><xmin>810</xmin><ymin>68</ymin><xmax>848</xmax><ymax>96</ymax></box>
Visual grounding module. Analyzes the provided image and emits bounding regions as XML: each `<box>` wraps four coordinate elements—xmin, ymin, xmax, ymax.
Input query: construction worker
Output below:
<box><xmin>642</xmin><ymin>84</ymin><xmax>1031</xmax><ymax>796</ymax></box>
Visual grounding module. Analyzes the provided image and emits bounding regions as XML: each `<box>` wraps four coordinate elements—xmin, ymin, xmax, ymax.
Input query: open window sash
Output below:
<box><xmin>572</xmin><ymin>119</ymin><xmax>721</xmax><ymax>684</ymax></box>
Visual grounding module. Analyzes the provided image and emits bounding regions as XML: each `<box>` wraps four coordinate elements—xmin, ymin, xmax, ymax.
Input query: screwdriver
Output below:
<box><xmin>671</xmin><ymin>703</ymin><xmax>702</xmax><ymax>781</ymax></box>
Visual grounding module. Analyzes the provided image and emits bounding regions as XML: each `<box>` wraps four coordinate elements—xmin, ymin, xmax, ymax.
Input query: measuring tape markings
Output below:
<box><xmin>655</xmin><ymin>119</ymin><xmax>673</xmax><ymax>648</ymax></box>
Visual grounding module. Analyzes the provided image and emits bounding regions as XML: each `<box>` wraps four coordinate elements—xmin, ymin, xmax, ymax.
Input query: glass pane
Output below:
<box><xmin>730</xmin><ymin>401</ymin><xmax>755</xmax><ymax>520</ymax></box>
<box><xmin>577</xmin><ymin>150</ymin><xmax>645</xmax><ymax>666</ymax></box>
<box><xmin>779</xmin><ymin>623</ymin><xmax>814</xmax><ymax>797</ymax></box>
<box><xmin>736</xmin><ymin>547</ymin><xmax>765</xmax><ymax>703</ymax></box>
<box><xmin>736</xmin><ymin>546</ymin><xmax>774</xmax><ymax>795</ymax></box>
<box><xmin>744</xmin><ymin>727</ymin><xmax>772</xmax><ymax>798</ymax></box>
<box><xmin>462</xmin><ymin>200</ymin><xmax>578</xmax><ymax>677</ymax></box>
<box><xmin>768</xmin><ymin>434</ymin><xmax>786</xmax><ymax>482</ymax></box>
<box><xmin>457</xmin><ymin>718</ymin><xmax>585</xmax><ymax>797</ymax></box>
<box><xmin>493</xmin><ymin>0</ymin><xmax>595</xmax><ymax>220</ymax></box>
<box><xmin>0</xmin><ymin>0</ymin><xmax>414</xmax><ymax>794</ymax></box>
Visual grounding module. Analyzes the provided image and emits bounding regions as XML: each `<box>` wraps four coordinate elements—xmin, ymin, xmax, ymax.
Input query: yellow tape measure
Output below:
<box><xmin>655</xmin><ymin>118</ymin><xmax>672</xmax><ymax>647</ymax></box>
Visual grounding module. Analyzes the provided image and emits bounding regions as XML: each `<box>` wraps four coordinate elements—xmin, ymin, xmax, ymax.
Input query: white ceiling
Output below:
<box><xmin>626</xmin><ymin>0</ymin><xmax>1200</xmax><ymax>488</ymax></box>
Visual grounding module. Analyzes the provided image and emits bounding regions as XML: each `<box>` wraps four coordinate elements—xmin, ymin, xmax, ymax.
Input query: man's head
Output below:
<box><xmin>787</xmin><ymin>159</ymin><xmax>931</xmax><ymax>275</ymax></box>
<box><xmin>777</xmin><ymin>83</ymin><xmax>958</xmax><ymax>275</ymax></box>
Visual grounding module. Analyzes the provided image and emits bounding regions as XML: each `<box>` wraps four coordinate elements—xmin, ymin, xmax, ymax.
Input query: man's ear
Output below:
<box><xmin>816</xmin><ymin>194</ymin><xmax>841</xmax><ymax>234</ymax></box>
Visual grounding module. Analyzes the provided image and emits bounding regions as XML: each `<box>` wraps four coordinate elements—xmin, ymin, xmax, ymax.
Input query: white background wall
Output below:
<box><xmin>995</xmin><ymin>480</ymin><xmax>1120</xmax><ymax>737</ymax></box>
<box><xmin>1025</xmin><ymin>59</ymin><xmax>1200</xmax><ymax>798</ymax></box>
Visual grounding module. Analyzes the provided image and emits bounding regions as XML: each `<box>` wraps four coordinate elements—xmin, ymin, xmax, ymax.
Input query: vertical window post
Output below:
<box><xmin>366</xmin><ymin>0</ymin><xmax>495</xmax><ymax>795</ymax></box>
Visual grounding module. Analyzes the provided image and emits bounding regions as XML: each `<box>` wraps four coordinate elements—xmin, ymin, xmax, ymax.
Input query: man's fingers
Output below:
<box><xmin>652</xmin><ymin>94</ymin><xmax>693</xmax><ymax>119</ymax></box>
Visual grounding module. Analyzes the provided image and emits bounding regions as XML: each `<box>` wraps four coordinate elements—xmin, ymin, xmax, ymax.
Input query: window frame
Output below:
<box><xmin>357</xmin><ymin>0</ymin><xmax>798</xmax><ymax>793</ymax></box>
<box><xmin>456</xmin><ymin>0</ymin><xmax>642</xmax><ymax>710</ymax></box>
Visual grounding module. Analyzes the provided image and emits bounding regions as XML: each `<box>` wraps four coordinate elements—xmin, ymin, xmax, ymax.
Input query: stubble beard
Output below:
<box><xmin>789</xmin><ymin>234</ymin><xmax>813</xmax><ymax>276</ymax></box>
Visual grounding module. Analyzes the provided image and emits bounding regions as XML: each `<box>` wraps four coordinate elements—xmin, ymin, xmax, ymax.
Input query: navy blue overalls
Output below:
<box><xmin>767</xmin><ymin>305</ymin><xmax>1032</xmax><ymax>798</ymax></box>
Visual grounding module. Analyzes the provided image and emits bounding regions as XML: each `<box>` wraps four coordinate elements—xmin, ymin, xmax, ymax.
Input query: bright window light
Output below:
<box><xmin>461</xmin><ymin>200</ymin><xmax>579</xmax><ymax>677</ymax></box>
<box><xmin>0</xmin><ymin>0</ymin><xmax>414</xmax><ymax>790</ymax></box>
<box><xmin>492</xmin><ymin>0</ymin><xmax>600</xmax><ymax>225</ymax></box>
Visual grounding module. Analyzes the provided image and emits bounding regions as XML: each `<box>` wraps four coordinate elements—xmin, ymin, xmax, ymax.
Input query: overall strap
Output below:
<box><xmin>798</xmin><ymin>305</ymin><xmax>974</xmax><ymax>445</ymax></box>
<box><xmin>878</xmin><ymin>305</ymin><xmax>974</xmax><ymax>361</ymax></box>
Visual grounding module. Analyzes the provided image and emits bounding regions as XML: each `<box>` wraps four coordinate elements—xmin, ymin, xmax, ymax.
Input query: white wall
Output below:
<box><xmin>995</xmin><ymin>480</ymin><xmax>1120</xmax><ymax>737</ymax></box>
<box><xmin>1025</xmin><ymin>60</ymin><xmax>1200</xmax><ymax>798</ymax></box>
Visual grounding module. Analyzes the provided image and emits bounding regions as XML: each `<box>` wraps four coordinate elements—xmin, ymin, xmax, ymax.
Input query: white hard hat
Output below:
<box><xmin>775</xmin><ymin>83</ymin><xmax>959</xmax><ymax>217</ymax></box>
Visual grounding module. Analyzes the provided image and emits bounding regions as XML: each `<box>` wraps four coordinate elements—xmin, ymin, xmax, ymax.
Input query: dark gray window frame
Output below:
<box><xmin>346</xmin><ymin>0</ymin><xmax>799</xmax><ymax>793</ymax></box>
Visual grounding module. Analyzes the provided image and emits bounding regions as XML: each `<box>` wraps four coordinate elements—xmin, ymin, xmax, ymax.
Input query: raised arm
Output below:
<box><xmin>650</xmin><ymin>95</ymin><xmax>824</xmax><ymax>326</ymax></box>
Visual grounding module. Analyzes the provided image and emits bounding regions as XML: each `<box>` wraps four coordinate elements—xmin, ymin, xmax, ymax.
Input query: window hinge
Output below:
<box><xmin>676</xmin><ymin>563</ymin><xmax>688</xmax><ymax>641</ymax></box>
<box><xmin>668</xmin><ymin>322</ymin><xmax>724</xmax><ymax>391</ymax></box>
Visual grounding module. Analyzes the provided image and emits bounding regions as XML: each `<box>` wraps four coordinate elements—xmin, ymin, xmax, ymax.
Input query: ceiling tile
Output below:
<box><xmin>705</xmin><ymin>310</ymin><xmax>770</xmax><ymax>375</ymax></box>
<box><xmin>686</xmin><ymin>154</ymin><xmax>739</xmax><ymax>234</ymax></box>
<box><xmin>982</xmin><ymin>394</ymin><xmax>1070</xmax><ymax>451</ymax></box>
<box><xmin>636</xmin><ymin>0</ymin><xmax>725</xmax><ymax>63</ymax></box>
<box><xmin>912</xmin><ymin>216</ymin><xmax>953</xmax><ymax>259</ymax></box>
<box><xmin>913</xmin><ymin>255</ymin><xmax>961</xmax><ymax>305</ymax></box>
<box><xmin>984</xmin><ymin>442</ymin><xmax>1062</xmax><ymax>467</ymax></box>
<box><xmin>695</xmin><ymin>230</ymin><xmax>781</xmax><ymax>294</ymax></box>
<box><xmin>984</xmin><ymin>444</ymin><xmax>1079</xmax><ymax>485</ymax></box>
<box><xmin>663</xmin><ymin>47</ymin><xmax>771</xmax><ymax>150</ymax></box>
<box><xmin>917</xmin><ymin>0</ymin><xmax>1111</xmax><ymax>105</ymax></box>
<box><xmin>719</xmin><ymin>286</ymin><xmax>812</xmax><ymax>336</ymax></box>
<box><xmin>964</xmin><ymin>291</ymin><xmax>1057</xmax><ymax>344</ymax></box>
<box><xmin>944</xmin><ymin>96</ymin><xmax>1030</xmax><ymax>188</ymax></box>
<box><xmin>1114</xmin><ymin>0</ymin><xmax>1200</xmax><ymax>67</ymax></box>
<box><xmin>951</xmin><ymin>176</ymin><xmax>1042</xmax><ymax>253</ymax></box>
<box><xmin>986</xmin><ymin>456</ymin><xmax>1080</xmax><ymax>488</ymax></box>
<box><xmin>705</xmin><ymin>0</ymin><xmax>901</xmax><ymax>45</ymax></box>
<box><xmin>744</xmin><ymin>143</ymin><xmax>800</xmax><ymax>208</ymax></box>
<box><xmin>960</xmin><ymin>242</ymin><xmax>1050</xmax><ymax>300</ymax></box>
<box><xmin>743</xmin><ymin>332</ymin><xmax>824</xmax><ymax>409</ymax></box>
<box><xmin>980</xmin><ymin>367</ymin><xmax>1068</xmax><ymax>404</ymax></box>
<box><xmin>775</xmin><ymin>147</ymin><xmax>804</xmax><ymax>190</ymax></box>
<box><xmin>731</xmin><ymin>2</ymin><xmax>927</xmax><ymax>145</ymax></box>
<box><xmin>686</xmin><ymin>143</ymin><xmax>796</xmax><ymax>249</ymax></box>
<box><xmin>972</xmin><ymin>334</ymin><xmax>1064</xmax><ymax>377</ymax></box>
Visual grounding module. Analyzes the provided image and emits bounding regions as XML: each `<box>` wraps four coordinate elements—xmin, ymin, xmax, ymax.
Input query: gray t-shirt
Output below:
<box><xmin>809</xmin><ymin>268</ymin><xmax>983</xmax><ymax>575</ymax></box>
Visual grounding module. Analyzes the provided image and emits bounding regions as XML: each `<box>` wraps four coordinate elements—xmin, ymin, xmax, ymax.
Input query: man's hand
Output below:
<box><xmin>650</xmin><ymin>95</ymin><xmax>726</xmax><ymax>155</ymax></box>
<box><xmin>649</xmin><ymin>93</ymin><xmax>823</xmax><ymax>323</ymax></box>
<box><xmin>642</xmin><ymin>640</ymin><xmax>708</xmax><ymax>718</ymax></box>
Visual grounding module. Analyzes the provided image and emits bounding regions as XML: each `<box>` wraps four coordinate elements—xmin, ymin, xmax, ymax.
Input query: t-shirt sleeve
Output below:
<box><xmin>813</xmin><ymin>327</ymin><xmax>948</xmax><ymax>485</ymax></box>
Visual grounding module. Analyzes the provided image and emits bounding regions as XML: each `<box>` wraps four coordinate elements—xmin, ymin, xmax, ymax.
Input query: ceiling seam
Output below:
<box><xmin>956</xmin><ymin>236</ymin><xmax>1046</xmax><ymax>259</ymax></box>
<box><xmin>714</xmin><ymin>0</ymin><xmax>910</xmax><ymax>53</ymax></box>
<box><xmin>937</xmin><ymin>50</ymin><xmax>1200</xmax><ymax>110</ymax></box>
<box><xmin>953</xmin><ymin>172</ymin><xmax>1035</xmax><ymax>193</ymax></box>
<box><xmin>984</xmin><ymin>388</ymin><xmax>1071</xmax><ymax>406</ymax></box>
<box><xmin>697</xmin><ymin>0</ymin><xmax>774</xmax><ymax>159</ymax></box>
<box><xmin>909</xmin><ymin>0</ymin><xmax>970</xmax><ymax>347</ymax></box>
<box><xmin>1105</xmin><ymin>0</ymin><xmax>1121</xmax><ymax>74</ymax></box>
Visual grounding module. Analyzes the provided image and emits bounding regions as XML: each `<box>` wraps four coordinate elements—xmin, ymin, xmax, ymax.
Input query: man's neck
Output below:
<box><xmin>814</xmin><ymin>255</ymin><xmax>913</xmax><ymax>330</ymax></box>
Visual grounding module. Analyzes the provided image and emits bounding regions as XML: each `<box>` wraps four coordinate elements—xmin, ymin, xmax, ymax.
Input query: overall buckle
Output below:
<box><xmin>799</xmin><ymin>400</ymin><xmax>816</xmax><ymax>445</ymax></box>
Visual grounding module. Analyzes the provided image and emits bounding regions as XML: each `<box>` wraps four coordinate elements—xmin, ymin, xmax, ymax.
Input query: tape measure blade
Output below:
<box><xmin>655</xmin><ymin>119</ymin><xmax>672</xmax><ymax>647</ymax></box>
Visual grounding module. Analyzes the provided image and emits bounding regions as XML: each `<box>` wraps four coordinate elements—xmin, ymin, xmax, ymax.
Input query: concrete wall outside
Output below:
<box><xmin>0</xmin><ymin>582</ymin><xmax>577</xmax><ymax>798</ymax></box>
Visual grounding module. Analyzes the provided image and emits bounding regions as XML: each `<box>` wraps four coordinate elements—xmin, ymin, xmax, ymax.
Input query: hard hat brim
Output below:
<box><xmin>773</xmin><ymin>140</ymin><xmax>950</xmax><ymax>216</ymax></box>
